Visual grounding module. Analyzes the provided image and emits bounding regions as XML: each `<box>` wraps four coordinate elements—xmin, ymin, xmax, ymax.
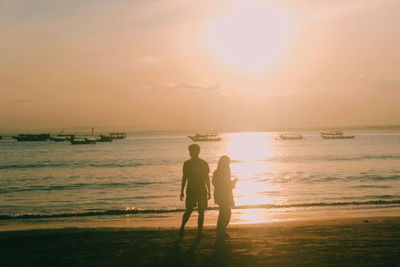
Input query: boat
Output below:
<box><xmin>51</xmin><ymin>136</ymin><xmax>68</xmax><ymax>142</ymax></box>
<box><xmin>320</xmin><ymin>130</ymin><xmax>355</xmax><ymax>139</ymax></box>
<box><xmin>50</xmin><ymin>135</ymin><xmax>73</xmax><ymax>142</ymax></box>
<box><xmin>278</xmin><ymin>133</ymin><xmax>305</xmax><ymax>140</ymax></box>
<box><xmin>187</xmin><ymin>134</ymin><xmax>221</xmax><ymax>142</ymax></box>
<box><xmin>13</xmin><ymin>134</ymin><xmax>50</xmax><ymax>141</ymax></box>
<box><xmin>70</xmin><ymin>137</ymin><xmax>96</xmax><ymax>145</ymax></box>
<box><xmin>110</xmin><ymin>133</ymin><xmax>126</xmax><ymax>139</ymax></box>
<box><xmin>96</xmin><ymin>135</ymin><xmax>112</xmax><ymax>142</ymax></box>
<box><xmin>320</xmin><ymin>130</ymin><xmax>343</xmax><ymax>135</ymax></box>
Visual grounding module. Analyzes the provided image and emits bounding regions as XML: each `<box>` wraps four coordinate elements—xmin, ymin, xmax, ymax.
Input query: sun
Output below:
<box><xmin>204</xmin><ymin>0</ymin><xmax>294</xmax><ymax>74</ymax></box>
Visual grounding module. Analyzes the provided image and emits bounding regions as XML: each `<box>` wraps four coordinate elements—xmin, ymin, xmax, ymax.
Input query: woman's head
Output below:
<box><xmin>217</xmin><ymin>155</ymin><xmax>231</xmax><ymax>170</ymax></box>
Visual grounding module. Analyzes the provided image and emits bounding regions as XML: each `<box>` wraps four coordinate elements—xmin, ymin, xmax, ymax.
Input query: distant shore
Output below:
<box><xmin>1</xmin><ymin>216</ymin><xmax>399</xmax><ymax>266</ymax></box>
<box><xmin>2</xmin><ymin>124</ymin><xmax>400</xmax><ymax>136</ymax></box>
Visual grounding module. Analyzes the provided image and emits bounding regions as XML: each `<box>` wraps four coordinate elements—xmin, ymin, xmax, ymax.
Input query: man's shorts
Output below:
<box><xmin>185</xmin><ymin>193</ymin><xmax>208</xmax><ymax>211</ymax></box>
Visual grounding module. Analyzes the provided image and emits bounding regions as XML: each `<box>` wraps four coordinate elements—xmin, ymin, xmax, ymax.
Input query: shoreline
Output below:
<box><xmin>1</xmin><ymin>216</ymin><xmax>399</xmax><ymax>266</ymax></box>
<box><xmin>1</xmin><ymin>205</ymin><xmax>400</xmax><ymax>232</ymax></box>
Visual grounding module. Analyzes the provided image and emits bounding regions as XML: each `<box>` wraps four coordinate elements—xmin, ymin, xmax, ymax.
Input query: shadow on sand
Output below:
<box><xmin>162</xmin><ymin>236</ymin><xmax>231</xmax><ymax>267</ymax></box>
<box><xmin>202</xmin><ymin>238</ymin><xmax>231</xmax><ymax>266</ymax></box>
<box><xmin>162</xmin><ymin>237</ymin><xmax>199</xmax><ymax>266</ymax></box>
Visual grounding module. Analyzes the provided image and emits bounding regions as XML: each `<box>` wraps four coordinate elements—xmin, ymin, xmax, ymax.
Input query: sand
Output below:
<box><xmin>1</xmin><ymin>217</ymin><xmax>399</xmax><ymax>266</ymax></box>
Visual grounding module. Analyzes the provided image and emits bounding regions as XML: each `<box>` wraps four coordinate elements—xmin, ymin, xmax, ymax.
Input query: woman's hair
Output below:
<box><xmin>217</xmin><ymin>155</ymin><xmax>231</xmax><ymax>171</ymax></box>
<box><xmin>213</xmin><ymin>156</ymin><xmax>231</xmax><ymax>186</ymax></box>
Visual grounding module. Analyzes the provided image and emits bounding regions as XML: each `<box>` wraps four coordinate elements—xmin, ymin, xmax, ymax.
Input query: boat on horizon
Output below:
<box><xmin>187</xmin><ymin>133</ymin><xmax>221</xmax><ymax>142</ymax></box>
<box><xmin>96</xmin><ymin>135</ymin><xmax>112</xmax><ymax>142</ymax></box>
<box><xmin>320</xmin><ymin>130</ymin><xmax>355</xmax><ymax>139</ymax></box>
<box><xmin>110</xmin><ymin>133</ymin><xmax>126</xmax><ymax>139</ymax></box>
<box><xmin>13</xmin><ymin>134</ymin><xmax>50</xmax><ymax>141</ymax></box>
<box><xmin>50</xmin><ymin>135</ymin><xmax>73</xmax><ymax>142</ymax></box>
<box><xmin>278</xmin><ymin>133</ymin><xmax>305</xmax><ymax>140</ymax></box>
<box><xmin>70</xmin><ymin>137</ymin><xmax>96</xmax><ymax>145</ymax></box>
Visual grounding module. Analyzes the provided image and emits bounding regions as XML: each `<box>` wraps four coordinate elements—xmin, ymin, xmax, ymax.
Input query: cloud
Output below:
<box><xmin>357</xmin><ymin>75</ymin><xmax>400</xmax><ymax>91</ymax></box>
<box><xmin>0</xmin><ymin>88</ymin><xmax>34</xmax><ymax>103</ymax></box>
<box><xmin>139</xmin><ymin>56</ymin><xmax>160</xmax><ymax>65</ymax></box>
<box><xmin>169</xmin><ymin>82</ymin><xmax>221</xmax><ymax>92</ymax></box>
<box><xmin>8</xmin><ymin>98</ymin><xmax>33</xmax><ymax>103</ymax></box>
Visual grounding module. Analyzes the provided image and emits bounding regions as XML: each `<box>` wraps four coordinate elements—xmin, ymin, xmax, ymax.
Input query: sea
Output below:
<box><xmin>1</xmin><ymin>131</ymin><xmax>400</xmax><ymax>230</ymax></box>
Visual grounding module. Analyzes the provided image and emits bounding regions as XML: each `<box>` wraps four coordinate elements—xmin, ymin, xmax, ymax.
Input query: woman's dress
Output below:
<box><xmin>212</xmin><ymin>170</ymin><xmax>235</xmax><ymax>207</ymax></box>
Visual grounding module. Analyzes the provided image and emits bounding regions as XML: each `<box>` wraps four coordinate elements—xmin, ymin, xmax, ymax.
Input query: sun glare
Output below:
<box><xmin>205</xmin><ymin>0</ymin><xmax>294</xmax><ymax>74</ymax></box>
<box><xmin>225</xmin><ymin>132</ymin><xmax>277</xmax><ymax>206</ymax></box>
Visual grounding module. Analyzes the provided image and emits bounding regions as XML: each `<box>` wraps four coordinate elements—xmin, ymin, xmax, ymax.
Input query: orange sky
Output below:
<box><xmin>1</xmin><ymin>0</ymin><xmax>400</xmax><ymax>131</ymax></box>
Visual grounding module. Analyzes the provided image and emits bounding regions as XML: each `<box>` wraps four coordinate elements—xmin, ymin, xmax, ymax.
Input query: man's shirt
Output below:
<box><xmin>183</xmin><ymin>158</ymin><xmax>209</xmax><ymax>195</ymax></box>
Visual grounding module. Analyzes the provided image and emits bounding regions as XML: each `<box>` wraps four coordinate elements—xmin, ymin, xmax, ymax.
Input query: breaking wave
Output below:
<box><xmin>2</xmin><ymin>199</ymin><xmax>399</xmax><ymax>221</ymax></box>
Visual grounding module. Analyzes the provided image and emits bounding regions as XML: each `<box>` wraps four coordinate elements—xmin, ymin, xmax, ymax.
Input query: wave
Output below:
<box><xmin>260</xmin><ymin>154</ymin><xmax>400</xmax><ymax>163</ymax></box>
<box><xmin>2</xmin><ymin>199</ymin><xmax>400</xmax><ymax>221</ymax></box>
<box><xmin>255</xmin><ymin>174</ymin><xmax>400</xmax><ymax>184</ymax></box>
<box><xmin>0</xmin><ymin>162</ymin><xmax>144</xmax><ymax>170</ymax></box>
<box><xmin>1</xmin><ymin>154</ymin><xmax>399</xmax><ymax>171</ymax></box>
<box><xmin>0</xmin><ymin>181</ymin><xmax>167</xmax><ymax>193</ymax></box>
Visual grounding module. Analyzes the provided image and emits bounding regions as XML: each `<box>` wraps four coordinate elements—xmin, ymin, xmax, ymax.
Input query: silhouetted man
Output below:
<box><xmin>179</xmin><ymin>144</ymin><xmax>211</xmax><ymax>237</ymax></box>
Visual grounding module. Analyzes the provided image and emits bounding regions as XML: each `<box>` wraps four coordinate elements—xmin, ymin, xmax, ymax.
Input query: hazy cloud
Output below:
<box><xmin>8</xmin><ymin>98</ymin><xmax>33</xmax><ymax>103</ymax></box>
<box><xmin>357</xmin><ymin>75</ymin><xmax>400</xmax><ymax>91</ymax></box>
<box><xmin>0</xmin><ymin>88</ymin><xmax>34</xmax><ymax>103</ymax></box>
<box><xmin>139</xmin><ymin>56</ymin><xmax>160</xmax><ymax>65</ymax></box>
<box><xmin>170</xmin><ymin>82</ymin><xmax>221</xmax><ymax>92</ymax></box>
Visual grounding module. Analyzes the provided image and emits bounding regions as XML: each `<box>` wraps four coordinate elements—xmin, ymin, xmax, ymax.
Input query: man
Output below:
<box><xmin>179</xmin><ymin>144</ymin><xmax>211</xmax><ymax>237</ymax></box>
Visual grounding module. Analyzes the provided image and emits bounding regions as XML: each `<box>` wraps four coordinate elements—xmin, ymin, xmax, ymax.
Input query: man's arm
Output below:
<box><xmin>180</xmin><ymin>174</ymin><xmax>187</xmax><ymax>201</ymax></box>
<box><xmin>205</xmin><ymin>162</ymin><xmax>211</xmax><ymax>199</ymax></box>
<box><xmin>206</xmin><ymin>174</ymin><xmax>211</xmax><ymax>200</ymax></box>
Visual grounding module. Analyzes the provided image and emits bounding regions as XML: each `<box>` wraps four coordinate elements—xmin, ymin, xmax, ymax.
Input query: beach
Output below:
<box><xmin>1</xmin><ymin>216</ymin><xmax>399</xmax><ymax>266</ymax></box>
<box><xmin>1</xmin><ymin>132</ymin><xmax>400</xmax><ymax>265</ymax></box>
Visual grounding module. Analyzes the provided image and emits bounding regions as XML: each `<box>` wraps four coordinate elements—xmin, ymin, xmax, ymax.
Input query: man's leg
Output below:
<box><xmin>179</xmin><ymin>207</ymin><xmax>193</xmax><ymax>236</ymax></box>
<box><xmin>197</xmin><ymin>208</ymin><xmax>205</xmax><ymax>236</ymax></box>
<box><xmin>179</xmin><ymin>197</ymin><xmax>194</xmax><ymax>237</ymax></box>
<box><xmin>197</xmin><ymin>194</ymin><xmax>208</xmax><ymax>236</ymax></box>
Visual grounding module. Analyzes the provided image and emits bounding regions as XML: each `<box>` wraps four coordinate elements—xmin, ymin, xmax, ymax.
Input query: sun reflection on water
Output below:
<box><xmin>226</xmin><ymin>132</ymin><xmax>274</xmax><ymax>162</ymax></box>
<box><xmin>223</xmin><ymin>132</ymin><xmax>278</xmax><ymax>208</ymax></box>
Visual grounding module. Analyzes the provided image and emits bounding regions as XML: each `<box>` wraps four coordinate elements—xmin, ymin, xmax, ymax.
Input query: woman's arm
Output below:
<box><xmin>231</xmin><ymin>178</ymin><xmax>238</xmax><ymax>188</ymax></box>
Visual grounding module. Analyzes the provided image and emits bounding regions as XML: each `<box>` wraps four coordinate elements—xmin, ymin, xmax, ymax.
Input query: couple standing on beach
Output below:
<box><xmin>179</xmin><ymin>144</ymin><xmax>238</xmax><ymax>239</ymax></box>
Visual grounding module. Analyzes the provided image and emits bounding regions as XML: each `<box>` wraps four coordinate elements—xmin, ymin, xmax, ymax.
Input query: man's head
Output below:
<box><xmin>188</xmin><ymin>144</ymin><xmax>200</xmax><ymax>158</ymax></box>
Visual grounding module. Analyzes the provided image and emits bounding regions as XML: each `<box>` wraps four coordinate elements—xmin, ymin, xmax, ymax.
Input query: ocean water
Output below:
<box><xmin>1</xmin><ymin>131</ymin><xmax>400</xmax><ymax>221</ymax></box>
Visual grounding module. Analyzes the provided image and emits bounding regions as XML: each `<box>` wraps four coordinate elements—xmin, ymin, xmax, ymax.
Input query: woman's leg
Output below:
<box><xmin>217</xmin><ymin>204</ymin><xmax>224</xmax><ymax>233</ymax></box>
<box><xmin>217</xmin><ymin>204</ymin><xmax>229</xmax><ymax>236</ymax></box>
<box><xmin>223</xmin><ymin>207</ymin><xmax>231</xmax><ymax>230</ymax></box>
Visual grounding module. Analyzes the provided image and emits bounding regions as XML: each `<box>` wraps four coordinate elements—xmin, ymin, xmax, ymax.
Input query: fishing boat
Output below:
<box><xmin>278</xmin><ymin>133</ymin><xmax>305</xmax><ymax>140</ymax></box>
<box><xmin>13</xmin><ymin>134</ymin><xmax>50</xmax><ymax>141</ymax></box>
<box><xmin>70</xmin><ymin>137</ymin><xmax>96</xmax><ymax>145</ymax></box>
<box><xmin>320</xmin><ymin>130</ymin><xmax>355</xmax><ymax>139</ymax></box>
<box><xmin>110</xmin><ymin>133</ymin><xmax>126</xmax><ymax>139</ymax></box>
<box><xmin>205</xmin><ymin>132</ymin><xmax>218</xmax><ymax>137</ymax></box>
<box><xmin>96</xmin><ymin>135</ymin><xmax>112</xmax><ymax>142</ymax></box>
<box><xmin>49</xmin><ymin>135</ymin><xmax>73</xmax><ymax>142</ymax></box>
<box><xmin>320</xmin><ymin>130</ymin><xmax>343</xmax><ymax>136</ymax></box>
<box><xmin>187</xmin><ymin>133</ymin><xmax>221</xmax><ymax>142</ymax></box>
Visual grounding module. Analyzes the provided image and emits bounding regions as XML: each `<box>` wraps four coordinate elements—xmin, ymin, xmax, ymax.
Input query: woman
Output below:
<box><xmin>212</xmin><ymin>155</ymin><xmax>238</xmax><ymax>238</ymax></box>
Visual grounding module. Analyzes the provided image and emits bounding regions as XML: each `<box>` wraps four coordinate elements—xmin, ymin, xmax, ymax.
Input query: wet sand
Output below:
<box><xmin>1</xmin><ymin>217</ymin><xmax>399</xmax><ymax>266</ymax></box>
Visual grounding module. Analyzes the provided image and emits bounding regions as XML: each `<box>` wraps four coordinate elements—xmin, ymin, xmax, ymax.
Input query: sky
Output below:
<box><xmin>1</xmin><ymin>0</ymin><xmax>400</xmax><ymax>131</ymax></box>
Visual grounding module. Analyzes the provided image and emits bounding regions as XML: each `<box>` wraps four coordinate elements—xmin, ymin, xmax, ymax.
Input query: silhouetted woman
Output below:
<box><xmin>212</xmin><ymin>155</ymin><xmax>238</xmax><ymax>238</ymax></box>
